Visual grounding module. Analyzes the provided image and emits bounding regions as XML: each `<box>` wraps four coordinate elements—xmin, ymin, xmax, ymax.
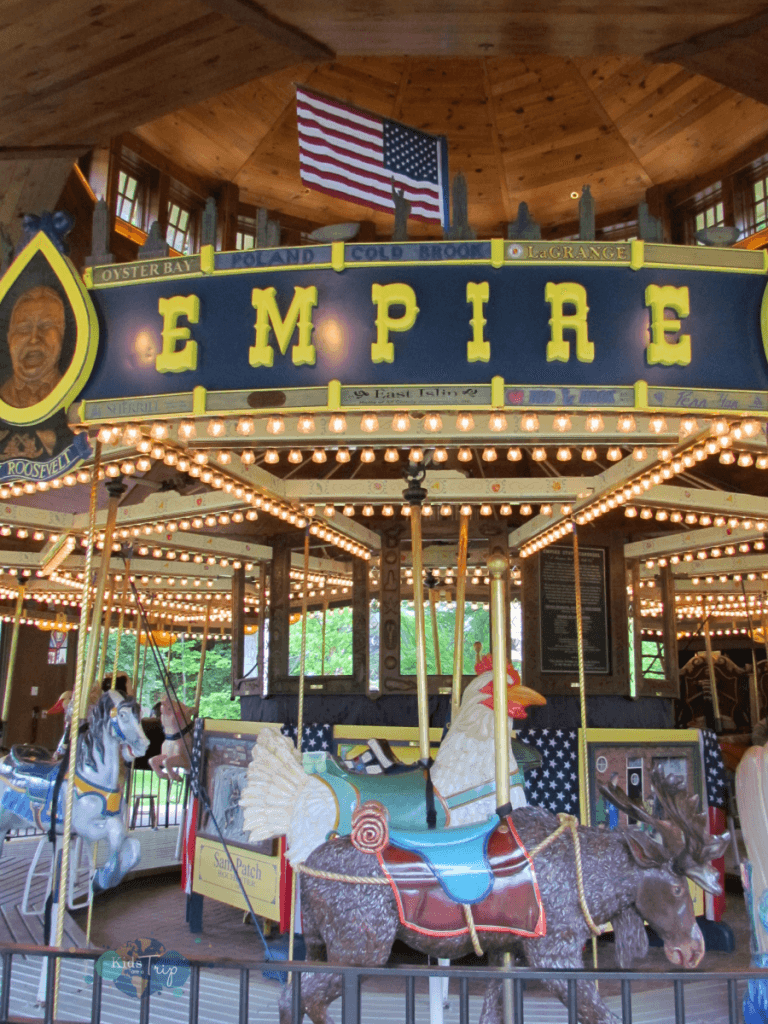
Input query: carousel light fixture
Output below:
<box><xmin>457</xmin><ymin>447</ymin><xmax>472</xmax><ymax>462</ymax></box>
<box><xmin>456</xmin><ymin>411</ymin><xmax>474</xmax><ymax>431</ymax></box>
<box><xmin>556</xmin><ymin>447</ymin><xmax>571</xmax><ymax>461</ymax></box>
<box><xmin>311</xmin><ymin>448</ymin><xmax>327</xmax><ymax>463</ymax></box>
<box><xmin>553</xmin><ymin>413</ymin><xmax>571</xmax><ymax>432</ymax></box>
<box><xmin>482</xmin><ymin>447</ymin><xmax>497</xmax><ymax>461</ymax></box>
<box><xmin>328</xmin><ymin>413</ymin><xmax>347</xmax><ymax>433</ymax></box>
<box><xmin>607</xmin><ymin>446</ymin><xmax>622</xmax><ymax>461</ymax></box>
<box><xmin>264</xmin><ymin>449</ymin><xmax>279</xmax><ymax>464</ymax></box>
<box><xmin>392</xmin><ymin>412</ymin><xmax>410</xmax><ymax>431</ymax></box>
<box><xmin>424</xmin><ymin>412</ymin><xmax>442</xmax><ymax>431</ymax></box>
<box><xmin>585</xmin><ymin>412</ymin><xmax>604</xmax><ymax>432</ymax></box>
<box><xmin>178</xmin><ymin>420</ymin><xmax>196</xmax><ymax>440</ymax></box>
<box><xmin>581</xmin><ymin>447</ymin><xmax>597</xmax><ymax>461</ymax></box>
<box><xmin>433</xmin><ymin>447</ymin><xmax>448</xmax><ymax>462</ymax></box>
<box><xmin>531</xmin><ymin>447</ymin><xmax>547</xmax><ymax>461</ymax></box>
<box><xmin>236</xmin><ymin>416</ymin><xmax>255</xmax><ymax>435</ymax></box>
<box><xmin>489</xmin><ymin>411</ymin><xmax>507</xmax><ymax>431</ymax></box>
<box><xmin>507</xmin><ymin>447</ymin><xmax>522</xmax><ymax>461</ymax></box>
<box><xmin>267</xmin><ymin>415</ymin><xmax>285</xmax><ymax>435</ymax></box>
<box><xmin>288</xmin><ymin>449</ymin><xmax>303</xmax><ymax>464</ymax></box>
<box><xmin>521</xmin><ymin>413</ymin><xmax>539</xmax><ymax>432</ymax></box>
<box><xmin>207</xmin><ymin>418</ymin><xmax>226</xmax><ymax>438</ymax></box>
<box><xmin>360</xmin><ymin>447</ymin><xmax>375</xmax><ymax>463</ymax></box>
<box><xmin>241</xmin><ymin>450</ymin><xmax>255</xmax><ymax>465</ymax></box>
<box><xmin>384</xmin><ymin>447</ymin><xmax>399</xmax><ymax>462</ymax></box>
<box><xmin>617</xmin><ymin>413</ymin><xmax>636</xmax><ymax>432</ymax></box>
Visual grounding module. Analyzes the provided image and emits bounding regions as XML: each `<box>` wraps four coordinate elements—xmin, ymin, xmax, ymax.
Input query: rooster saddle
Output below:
<box><xmin>374</xmin><ymin>812</ymin><xmax>546</xmax><ymax>941</ymax></box>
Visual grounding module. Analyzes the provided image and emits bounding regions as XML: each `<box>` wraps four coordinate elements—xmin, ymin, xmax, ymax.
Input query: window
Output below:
<box><xmin>596</xmin><ymin>219</ymin><xmax>637</xmax><ymax>242</ymax></box>
<box><xmin>673</xmin><ymin>181</ymin><xmax>724</xmax><ymax>245</ymax></box>
<box><xmin>736</xmin><ymin>156</ymin><xmax>768</xmax><ymax>236</ymax></box>
<box><xmin>236</xmin><ymin>216</ymin><xmax>258</xmax><ymax>250</ymax></box>
<box><xmin>116</xmin><ymin>169</ymin><xmax>143</xmax><ymax>227</ymax></box>
<box><xmin>166</xmin><ymin>200</ymin><xmax>194</xmax><ymax>254</ymax></box>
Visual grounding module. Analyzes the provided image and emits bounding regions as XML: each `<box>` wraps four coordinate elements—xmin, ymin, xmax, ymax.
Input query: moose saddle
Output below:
<box><xmin>353</xmin><ymin>804</ymin><xmax>545</xmax><ymax>940</ymax></box>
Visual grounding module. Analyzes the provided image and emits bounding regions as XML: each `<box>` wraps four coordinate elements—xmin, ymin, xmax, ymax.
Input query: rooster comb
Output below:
<box><xmin>474</xmin><ymin>652</ymin><xmax>520</xmax><ymax>683</ymax></box>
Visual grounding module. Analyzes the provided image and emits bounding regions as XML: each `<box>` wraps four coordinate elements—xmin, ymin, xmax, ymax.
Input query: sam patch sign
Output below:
<box><xmin>79</xmin><ymin>240</ymin><xmax>768</xmax><ymax>415</ymax></box>
<box><xmin>0</xmin><ymin>230</ymin><xmax>96</xmax><ymax>482</ymax></box>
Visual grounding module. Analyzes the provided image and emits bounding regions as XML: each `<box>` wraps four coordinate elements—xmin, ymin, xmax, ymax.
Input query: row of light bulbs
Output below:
<box><xmin>97</xmin><ymin>412</ymin><xmax>764</xmax><ymax>444</ymax></box>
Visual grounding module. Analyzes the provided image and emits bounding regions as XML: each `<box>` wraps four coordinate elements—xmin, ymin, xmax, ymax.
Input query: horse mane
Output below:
<box><xmin>78</xmin><ymin>691</ymin><xmax>139</xmax><ymax>773</ymax></box>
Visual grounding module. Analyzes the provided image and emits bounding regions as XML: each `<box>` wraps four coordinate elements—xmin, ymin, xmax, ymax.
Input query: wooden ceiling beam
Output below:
<box><xmin>197</xmin><ymin>0</ymin><xmax>333</xmax><ymax>61</ymax></box>
<box><xmin>648</xmin><ymin>8</ymin><xmax>768</xmax><ymax>65</ymax></box>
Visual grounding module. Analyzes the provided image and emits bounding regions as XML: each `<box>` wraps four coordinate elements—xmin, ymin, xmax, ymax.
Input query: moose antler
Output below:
<box><xmin>598</xmin><ymin>775</ymin><xmax>685</xmax><ymax>859</ymax></box>
<box><xmin>648</xmin><ymin>768</ymin><xmax>730</xmax><ymax>893</ymax></box>
<box><xmin>598</xmin><ymin>767</ymin><xmax>729</xmax><ymax>894</ymax></box>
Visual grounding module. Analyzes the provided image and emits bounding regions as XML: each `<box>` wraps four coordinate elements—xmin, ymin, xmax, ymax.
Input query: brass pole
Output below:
<box><xmin>451</xmin><ymin>514</ymin><xmax>469</xmax><ymax>722</ymax></box>
<box><xmin>742</xmin><ymin>581</ymin><xmax>761</xmax><ymax>731</ymax></box>
<box><xmin>96</xmin><ymin>581</ymin><xmax>116</xmax><ymax>687</ymax></box>
<box><xmin>488</xmin><ymin>553</ymin><xmax>510</xmax><ymax>809</ymax></box>
<box><xmin>80</xmin><ymin>478</ymin><xmax>126</xmax><ymax>721</ymax></box>
<box><xmin>289</xmin><ymin>529</ymin><xmax>311</xmax><ymax>963</ymax></box>
<box><xmin>53</xmin><ymin>444</ymin><xmax>102</xmax><ymax>998</ymax></box>
<box><xmin>410</xmin><ymin>507</ymin><xmax>430</xmax><ymax>763</ymax></box>
<box><xmin>489</xmin><ymin>551</ymin><xmax>514</xmax><ymax>1024</ymax></box>
<box><xmin>193</xmin><ymin>602</ymin><xmax>212</xmax><ymax>716</ymax></box>
<box><xmin>702</xmin><ymin>617</ymin><xmax>723</xmax><ymax>733</ymax></box>
<box><xmin>111</xmin><ymin>564</ymin><xmax>130</xmax><ymax>688</ymax></box>
<box><xmin>429</xmin><ymin>587</ymin><xmax>441</xmax><ymax>675</ymax></box>
<box><xmin>1</xmin><ymin>586</ymin><xmax>25</xmax><ymax>734</ymax></box>
<box><xmin>132</xmin><ymin>617</ymin><xmax>141</xmax><ymax>694</ymax></box>
<box><xmin>572</xmin><ymin>526</ymin><xmax>598</xmax><ymax>972</ymax></box>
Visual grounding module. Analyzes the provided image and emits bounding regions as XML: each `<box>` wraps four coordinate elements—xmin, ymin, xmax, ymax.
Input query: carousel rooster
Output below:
<box><xmin>240</xmin><ymin>656</ymin><xmax>545</xmax><ymax>865</ymax></box>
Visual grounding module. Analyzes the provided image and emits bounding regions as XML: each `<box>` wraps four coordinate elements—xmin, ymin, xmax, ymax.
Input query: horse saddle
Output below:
<box><xmin>378</xmin><ymin>814</ymin><xmax>545</xmax><ymax>940</ymax></box>
<box><xmin>6</xmin><ymin>745</ymin><xmax>60</xmax><ymax>777</ymax></box>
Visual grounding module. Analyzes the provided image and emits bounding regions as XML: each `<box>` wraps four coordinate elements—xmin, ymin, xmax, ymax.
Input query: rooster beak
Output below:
<box><xmin>479</xmin><ymin>681</ymin><xmax>546</xmax><ymax>718</ymax></box>
<box><xmin>47</xmin><ymin>695</ymin><xmax>68</xmax><ymax>714</ymax></box>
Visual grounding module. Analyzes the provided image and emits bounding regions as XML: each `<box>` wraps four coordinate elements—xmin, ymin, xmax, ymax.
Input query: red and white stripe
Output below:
<box><xmin>296</xmin><ymin>88</ymin><xmax>443</xmax><ymax>223</ymax></box>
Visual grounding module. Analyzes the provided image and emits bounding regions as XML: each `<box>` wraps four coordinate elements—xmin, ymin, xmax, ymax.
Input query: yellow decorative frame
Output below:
<box><xmin>0</xmin><ymin>231</ymin><xmax>99</xmax><ymax>427</ymax></box>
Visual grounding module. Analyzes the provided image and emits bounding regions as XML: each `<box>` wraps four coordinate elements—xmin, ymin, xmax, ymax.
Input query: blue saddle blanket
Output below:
<box><xmin>387</xmin><ymin>814</ymin><xmax>500</xmax><ymax>904</ymax></box>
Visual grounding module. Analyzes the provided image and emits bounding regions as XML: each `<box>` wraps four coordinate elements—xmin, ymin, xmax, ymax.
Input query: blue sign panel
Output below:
<box><xmin>81</xmin><ymin>245</ymin><xmax>768</xmax><ymax>404</ymax></box>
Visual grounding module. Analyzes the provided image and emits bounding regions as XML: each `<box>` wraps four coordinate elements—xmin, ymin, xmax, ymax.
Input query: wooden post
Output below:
<box><xmin>231</xmin><ymin>565</ymin><xmax>245</xmax><ymax>696</ymax></box>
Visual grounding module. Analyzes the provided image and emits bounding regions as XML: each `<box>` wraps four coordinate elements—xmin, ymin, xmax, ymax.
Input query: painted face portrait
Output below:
<box><xmin>0</xmin><ymin>286</ymin><xmax>65</xmax><ymax>408</ymax></box>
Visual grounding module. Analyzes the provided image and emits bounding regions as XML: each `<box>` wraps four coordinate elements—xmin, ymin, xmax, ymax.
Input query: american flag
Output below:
<box><xmin>701</xmin><ymin>729</ymin><xmax>727</xmax><ymax>808</ymax></box>
<box><xmin>517</xmin><ymin>727</ymin><xmax>580</xmax><ymax>816</ymax></box>
<box><xmin>296</xmin><ymin>87</ymin><xmax>450</xmax><ymax>226</ymax></box>
<box><xmin>281</xmin><ymin>721</ymin><xmax>332</xmax><ymax>752</ymax></box>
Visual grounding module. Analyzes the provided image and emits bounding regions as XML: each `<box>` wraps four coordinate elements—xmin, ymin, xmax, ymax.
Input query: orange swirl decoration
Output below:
<box><xmin>351</xmin><ymin>801</ymin><xmax>389</xmax><ymax>854</ymax></box>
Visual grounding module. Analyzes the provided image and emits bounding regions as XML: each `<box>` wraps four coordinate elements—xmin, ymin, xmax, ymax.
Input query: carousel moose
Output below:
<box><xmin>284</xmin><ymin>768</ymin><xmax>727</xmax><ymax>1024</ymax></box>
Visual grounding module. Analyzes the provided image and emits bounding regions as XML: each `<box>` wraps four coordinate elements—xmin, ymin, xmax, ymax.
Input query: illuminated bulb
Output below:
<box><xmin>323</xmin><ymin>504</ymin><xmax>335</xmax><ymax>517</ymax></box>
<box><xmin>553</xmin><ymin>413</ymin><xmax>571</xmax><ymax>432</ymax></box>
<box><xmin>556</xmin><ymin>447</ymin><xmax>571</xmax><ymax>461</ymax></box>
<box><xmin>632</xmin><ymin>447</ymin><xmax>647</xmax><ymax>461</ymax></box>
<box><xmin>392</xmin><ymin>412</ymin><xmax>410</xmax><ymax>431</ymax></box>
<box><xmin>581</xmin><ymin>447</ymin><xmax>597</xmax><ymax>461</ymax></box>
<box><xmin>362</xmin><ymin>505</ymin><xmax>374</xmax><ymax>517</ymax></box>
<box><xmin>482</xmin><ymin>447</ymin><xmax>498</xmax><ymax>462</ymax></box>
<box><xmin>480</xmin><ymin>503</ymin><xmax>493</xmax><ymax>516</ymax></box>
<box><xmin>531</xmin><ymin>447</ymin><xmax>547</xmax><ymax>461</ymax></box>
<box><xmin>489</xmin><ymin>411</ymin><xmax>507</xmax><ymax>431</ymax></box>
<box><xmin>150</xmin><ymin>421</ymin><xmax>169</xmax><ymax>441</ymax></box>
<box><xmin>328</xmin><ymin>413</ymin><xmax>347</xmax><ymax>433</ymax></box>
<box><xmin>738</xmin><ymin>452</ymin><xmax>754</xmax><ymax>467</ymax></box>
<box><xmin>742</xmin><ymin>418</ymin><xmax>761</xmax><ymax>438</ymax></box>
<box><xmin>266</xmin><ymin>415</ymin><xmax>285</xmax><ymax>435</ymax></box>
<box><xmin>207</xmin><ymin>418</ymin><xmax>225</xmax><ymax>438</ymax></box>
<box><xmin>758</xmin><ymin>455</ymin><xmax>768</xmax><ymax>469</ymax></box>
<box><xmin>540</xmin><ymin>504</ymin><xmax>552</xmax><ymax>516</ymax></box>
<box><xmin>719</xmin><ymin>450</ymin><xmax>735</xmax><ymax>464</ymax></box>
<box><xmin>424</xmin><ymin>412</ymin><xmax>442</xmax><ymax>432</ymax></box>
<box><xmin>521</xmin><ymin>413</ymin><xmax>539</xmax><ymax>432</ymax></box>
<box><xmin>712</xmin><ymin>418</ymin><xmax>729</xmax><ymax>436</ymax></box>
<box><xmin>456</xmin><ymin>411</ymin><xmax>474</xmax><ymax>431</ymax></box>
<box><xmin>460</xmin><ymin>504</ymin><xmax>472</xmax><ymax>517</ymax></box>
<box><xmin>433</xmin><ymin>447</ymin><xmax>448</xmax><ymax>462</ymax></box>
<box><xmin>649</xmin><ymin>414</ymin><xmax>667</xmax><ymax>434</ymax></box>
<box><xmin>440</xmin><ymin>504</ymin><xmax>452</xmax><ymax>516</ymax></box>
<box><xmin>655</xmin><ymin>510</ymin><xmax>668</xmax><ymax>521</ymax></box>
<box><xmin>382</xmin><ymin>504</ymin><xmax>394</xmax><ymax>517</ymax></box>
<box><xmin>264</xmin><ymin>449</ymin><xmax>279</xmax><ymax>464</ymax></box>
<box><xmin>384</xmin><ymin>448</ymin><xmax>399</xmax><ymax>462</ymax></box>
<box><xmin>217</xmin><ymin>450</ymin><xmax>232</xmax><ymax>465</ymax></box>
<box><xmin>624</xmin><ymin>506</ymin><xmax>638</xmax><ymax>517</ymax></box>
<box><xmin>640</xmin><ymin>508</ymin><xmax>653</xmax><ymax>519</ymax></box>
<box><xmin>360</xmin><ymin>447</ymin><xmax>375</xmax><ymax>463</ymax></box>
<box><xmin>520</xmin><ymin>504</ymin><xmax>532</xmax><ymax>515</ymax></box>
<box><xmin>507</xmin><ymin>447</ymin><xmax>522</xmax><ymax>461</ymax></box>
<box><xmin>409</xmin><ymin>448</ymin><xmax>424</xmax><ymax>462</ymax></box>
<box><xmin>288</xmin><ymin>449</ymin><xmax>303</xmax><ymax>464</ymax></box>
<box><xmin>500</xmin><ymin>504</ymin><xmax>513</xmax><ymax>516</ymax></box>
<box><xmin>241</xmin><ymin>450</ymin><xmax>255</xmax><ymax>465</ymax></box>
<box><xmin>617</xmin><ymin>414</ymin><xmax>636</xmax><ymax>432</ymax></box>
<box><xmin>343</xmin><ymin>504</ymin><xmax>355</xmax><ymax>517</ymax></box>
<box><xmin>585</xmin><ymin>412</ymin><xmax>604</xmax><ymax>432</ymax></box>
<box><xmin>458</xmin><ymin>447</ymin><xmax>472</xmax><ymax>462</ymax></box>
<box><xmin>607</xmin><ymin>446</ymin><xmax>622</xmax><ymax>462</ymax></box>
<box><xmin>679</xmin><ymin>416</ymin><xmax>698</xmax><ymax>438</ymax></box>
<box><xmin>310</xmin><ymin>448</ymin><xmax>327</xmax><ymax>464</ymax></box>
<box><xmin>401</xmin><ymin>505</ymin><xmax>411</xmax><ymax>516</ymax></box>
<box><xmin>421</xmin><ymin>504</ymin><xmax>433</xmax><ymax>516</ymax></box>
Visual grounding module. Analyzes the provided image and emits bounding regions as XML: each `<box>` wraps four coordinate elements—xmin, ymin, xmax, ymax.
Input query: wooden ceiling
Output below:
<box><xmin>2</xmin><ymin>1</ymin><xmax>768</xmax><ymax>236</ymax></box>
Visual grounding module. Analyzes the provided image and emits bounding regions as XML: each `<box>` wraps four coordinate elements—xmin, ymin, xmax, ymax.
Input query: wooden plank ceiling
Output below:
<box><xmin>0</xmin><ymin>1</ymin><xmax>768</xmax><ymax>235</ymax></box>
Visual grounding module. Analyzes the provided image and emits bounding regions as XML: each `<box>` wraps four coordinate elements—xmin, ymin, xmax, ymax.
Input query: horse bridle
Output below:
<box><xmin>108</xmin><ymin>699</ymin><xmax>135</xmax><ymax>743</ymax></box>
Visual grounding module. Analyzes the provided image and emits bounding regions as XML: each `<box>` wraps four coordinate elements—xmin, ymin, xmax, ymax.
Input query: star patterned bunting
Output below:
<box><xmin>281</xmin><ymin>722</ymin><xmax>332</xmax><ymax>752</ymax></box>
<box><xmin>516</xmin><ymin>727</ymin><xmax>580</xmax><ymax>816</ymax></box>
<box><xmin>701</xmin><ymin>728</ymin><xmax>727</xmax><ymax>808</ymax></box>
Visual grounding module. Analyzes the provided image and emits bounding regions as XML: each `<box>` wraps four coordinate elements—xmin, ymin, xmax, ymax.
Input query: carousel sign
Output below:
<box><xmin>80</xmin><ymin>240</ymin><xmax>768</xmax><ymax>412</ymax></box>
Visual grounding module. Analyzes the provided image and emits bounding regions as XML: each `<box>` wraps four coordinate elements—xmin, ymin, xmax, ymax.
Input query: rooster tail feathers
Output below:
<box><xmin>240</xmin><ymin>728</ymin><xmax>308</xmax><ymax>841</ymax></box>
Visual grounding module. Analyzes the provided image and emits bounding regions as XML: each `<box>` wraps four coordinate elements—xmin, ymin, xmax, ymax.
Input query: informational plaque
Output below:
<box><xmin>539</xmin><ymin>545</ymin><xmax>610</xmax><ymax>674</ymax></box>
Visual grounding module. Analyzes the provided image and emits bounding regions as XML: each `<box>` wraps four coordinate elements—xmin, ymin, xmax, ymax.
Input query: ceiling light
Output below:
<box><xmin>456</xmin><ymin>411</ymin><xmax>474</xmax><ymax>431</ymax></box>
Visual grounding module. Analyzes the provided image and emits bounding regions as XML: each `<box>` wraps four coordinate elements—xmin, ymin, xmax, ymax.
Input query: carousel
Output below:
<box><xmin>1</xmin><ymin>60</ymin><xmax>768</xmax><ymax>1021</ymax></box>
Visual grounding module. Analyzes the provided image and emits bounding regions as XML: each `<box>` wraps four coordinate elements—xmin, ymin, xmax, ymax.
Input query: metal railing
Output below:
<box><xmin>0</xmin><ymin>945</ymin><xmax>762</xmax><ymax>1024</ymax></box>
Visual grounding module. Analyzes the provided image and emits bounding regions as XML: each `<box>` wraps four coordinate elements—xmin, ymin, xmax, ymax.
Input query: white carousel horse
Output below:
<box><xmin>0</xmin><ymin>689</ymin><xmax>150</xmax><ymax>892</ymax></box>
<box><xmin>148</xmin><ymin>695</ymin><xmax>194</xmax><ymax>782</ymax></box>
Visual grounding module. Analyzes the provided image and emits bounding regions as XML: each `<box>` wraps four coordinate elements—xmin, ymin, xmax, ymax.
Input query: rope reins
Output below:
<box><xmin>294</xmin><ymin>812</ymin><xmax>609</xmax><ymax>956</ymax></box>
